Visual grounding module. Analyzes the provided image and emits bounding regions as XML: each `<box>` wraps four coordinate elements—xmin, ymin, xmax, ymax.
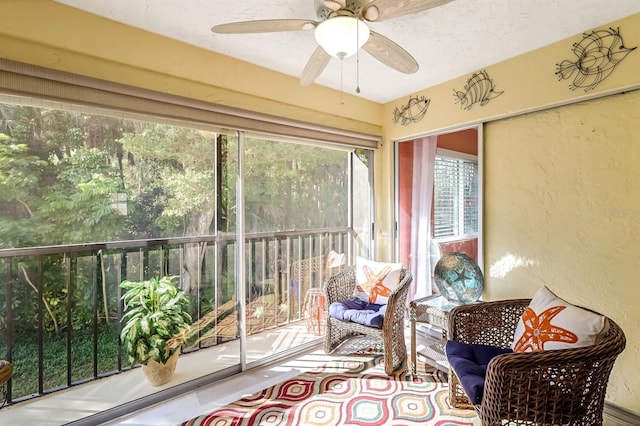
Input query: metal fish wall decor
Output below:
<box><xmin>392</xmin><ymin>95</ymin><xmax>430</xmax><ymax>126</ymax></box>
<box><xmin>453</xmin><ymin>70</ymin><xmax>504</xmax><ymax>110</ymax></box>
<box><xmin>556</xmin><ymin>27</ymin><xmax>637</xmax><ymax>92</ymax></box>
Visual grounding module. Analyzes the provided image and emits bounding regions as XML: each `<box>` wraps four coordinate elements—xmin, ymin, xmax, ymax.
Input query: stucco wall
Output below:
<box><xmin>484</xmin><ymin>89</ymin><xmax>640</xmax><ymax>413</ymax></box>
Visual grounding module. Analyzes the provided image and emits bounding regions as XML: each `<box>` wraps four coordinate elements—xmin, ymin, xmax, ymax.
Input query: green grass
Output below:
<box><xmin>5</xmin><ymin>324</ymin><xmax>121</xmax><ymax>400</ymax></box>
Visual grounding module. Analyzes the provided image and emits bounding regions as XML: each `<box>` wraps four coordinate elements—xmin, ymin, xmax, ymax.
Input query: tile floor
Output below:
<box><xmin>0</xmin><ymin>322</ymin><xmax>320</xmax><ymax>426</ymax></box>
<box><xmin>103</xmin><ymin>349</ymin><xmax>338</xmax><ymax>426</ymax></box>
<box><xmin>105</xmin><ymin>330</ymin><xmax>636</xmax><ymax>426</ymax></box>
<box><xmin>0</xmin><ymin>323</ymin><xmax>634</xmax><ymax>426</ymax></box>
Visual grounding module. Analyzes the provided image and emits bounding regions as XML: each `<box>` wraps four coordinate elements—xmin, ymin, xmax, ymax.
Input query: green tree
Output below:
<box><xmin>0</xmin><ymin>105</ymin><xmax>130</xmax><ymax>332</ymax></box>
<box><xmin>0</xmin><ymin>134</ymin><xmax>47</xmax><ymax>247</ymax></box>
<box><xmin>120</xmin><ymin>125</ymin><xmax>216</xmax><ymax>292</ymax></box>
<box><xmin>243</xmin><ymin>138</ymin><xmax>348</xmax><ymax>232</ymax></box>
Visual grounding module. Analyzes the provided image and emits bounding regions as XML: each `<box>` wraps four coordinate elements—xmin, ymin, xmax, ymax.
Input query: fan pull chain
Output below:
<box><xmin>340</xmin><ymin>57</ymin><xmax>344</xmax><ymax>105</ymax></box>
<box><xmin>356</xmin><ymin>51</ymin><xmax>361</xmax><ymax>94</ymax></box>
<box><xmin>356</xmin><ymin>18</ymin><xmax>361</xmax><ymax>94</ymax></box>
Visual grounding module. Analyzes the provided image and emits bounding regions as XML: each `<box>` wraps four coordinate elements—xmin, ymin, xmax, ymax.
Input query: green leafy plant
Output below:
<box><xmin>120</xmin><ymin>276</ymin><xmax>192</xmax><ymax>365</ymax></box>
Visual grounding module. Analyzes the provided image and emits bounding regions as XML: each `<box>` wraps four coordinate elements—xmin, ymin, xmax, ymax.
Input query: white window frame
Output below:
<box><xmin>433</xmin><ymin>148</ymin><xmax>479</xmax><ymax>243</ymax></box>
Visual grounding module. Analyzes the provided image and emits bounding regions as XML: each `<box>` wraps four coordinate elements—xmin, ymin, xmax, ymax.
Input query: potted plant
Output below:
<box><xmin>120</xmin><ymin>275</ymin><xmax>192</xmax><ymax>386</ymax></box>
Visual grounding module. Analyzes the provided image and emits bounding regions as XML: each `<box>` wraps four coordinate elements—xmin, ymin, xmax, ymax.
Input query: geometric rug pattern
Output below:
<box><xmin>180</xmin><ymin>355</ymin><xmax>478</xmax><ymax>426</ymax></box>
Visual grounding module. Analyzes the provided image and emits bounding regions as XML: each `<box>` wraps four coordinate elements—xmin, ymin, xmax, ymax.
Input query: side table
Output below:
<box><xmin>409</xmin><ymin>295</ymin><xmax>462</xmax><ymax>375</ymax></box>
<box><xmin>302</xmin><ymin>287</ymin><xmax>326</xmax><ymax>336</ymax></box>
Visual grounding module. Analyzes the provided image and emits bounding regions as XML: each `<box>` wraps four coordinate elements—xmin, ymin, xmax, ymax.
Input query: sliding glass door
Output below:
<box><xmin>395</xmin><ymin>127</ymin><xmax>482</xmax><ymax>301</ymax></box>
<box><xmin>240</xmin><ymin>133</ymin><xmax>369</xmax><ymax>364</ymax></box>
<box><xmin>0</xmin><ymin>94</ymin><xmax>374</xmax><ymax>402</ymax></box>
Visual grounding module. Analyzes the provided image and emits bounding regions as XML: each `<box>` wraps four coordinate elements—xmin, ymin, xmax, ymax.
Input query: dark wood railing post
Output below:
<box><xmin>4</xmin><ymin>258</ymin><xmax>14</xmax><ymax>404</ymax></box>
<box><xmin>65</xmin><ymin>253</ymin><xmax>73</xmax><ymax>386</ymax></box>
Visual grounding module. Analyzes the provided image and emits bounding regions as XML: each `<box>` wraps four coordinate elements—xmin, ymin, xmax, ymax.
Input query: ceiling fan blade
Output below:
<box><xmin>362</xmin><ymin>31</ymin><xmax>419</xmax><ymax>74</ymax></box>
<box><xmin>211</xmin><ymin>19</ymin><xmax>316</xmax><ymax>34</ymax></box>
<box><xmin>323</xmin><ymin>0</ymin><xmax>346</xmax><ymax>11</ymax></box>
<box><xmin>300</xmin><ymin>47</ymin><xmax>332</xmax><ymax>86</ymax></box>
<box><xmin>362</xmin><ymin>0</ymin><xmax>453</xmax><ymax>22</ymax></box>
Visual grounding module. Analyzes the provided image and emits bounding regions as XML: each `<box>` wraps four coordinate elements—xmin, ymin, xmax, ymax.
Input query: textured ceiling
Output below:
<box><xmin>55</xmin><ymin>0</ymin><xmax>639</xmax><ymax>104</ymax></box>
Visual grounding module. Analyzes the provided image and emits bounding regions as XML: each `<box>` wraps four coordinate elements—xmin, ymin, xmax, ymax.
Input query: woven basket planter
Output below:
<box><xmin>141</xmin><ymin>350</ymin><xmax>180</xmax><ymax>387</ymax></box>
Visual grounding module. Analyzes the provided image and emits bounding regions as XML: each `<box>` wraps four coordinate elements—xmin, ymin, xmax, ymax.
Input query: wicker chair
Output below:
<box><xmin>289</xmin><ymin>255</ymin><xmax>329</xmax><ymax>295</ymax></box>
<box><xmin>288</xmin><ymin>255</ymin><xmax>343</xmax><ymax>316</ymax></box>
<box><xmin>447</xmin><ymin>299</ymin><xmax>626</xmax><ymax>425</ymax></box>
<box><xmin>324</xmin><ymin>265</ymin><xmax>412</xmax><ymax>375</ymax></box>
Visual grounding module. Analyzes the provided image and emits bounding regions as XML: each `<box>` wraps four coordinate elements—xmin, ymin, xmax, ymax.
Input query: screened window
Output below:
<box><xmin>0</xmin><ymin>98</ymin><xmax>362</xmax><ymax>248</ymax></box>
<box><xmin>433</xmin><ymin>150</ymin><xmax>478</xmax><ymax>239</ymax></box>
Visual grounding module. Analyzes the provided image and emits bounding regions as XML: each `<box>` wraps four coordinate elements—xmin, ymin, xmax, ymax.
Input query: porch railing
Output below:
<box><xmin>0</xmin><ymin>227</ymin><xmax>357</xmax><ymax>405</ymax></box>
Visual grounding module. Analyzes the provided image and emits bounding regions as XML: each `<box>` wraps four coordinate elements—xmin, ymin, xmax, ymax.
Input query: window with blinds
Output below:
<box><xmin>433</xmin><ymin>153</ymin><xmax>478</xmax><ymax>239</ymax></box>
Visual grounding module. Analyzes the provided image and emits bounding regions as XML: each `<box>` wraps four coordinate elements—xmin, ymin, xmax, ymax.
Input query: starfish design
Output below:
<box><xmin>513</xmin><ymin>305</ymin><xmax>578</xmax><ymax>352</ymax></box>
<box><xmin>356</xmin><ymin>265</ymin><xmax>392</xmax><ymax>303</ymax></box>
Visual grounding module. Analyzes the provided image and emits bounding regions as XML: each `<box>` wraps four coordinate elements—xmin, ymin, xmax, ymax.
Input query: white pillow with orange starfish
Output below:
<box><xmin>354</xmin><ymin>257</ymin><xmax>403</xmax><ymax>305</ymax></box>
<box><xmin>511</xmin><ymin>286</ymin><xmax>606</xmax><ymax>352</ymax></box>
<box><xmin>325</xmin><ymin>250</ymin><xmax>345</xmax><ymax>269</ymax></box>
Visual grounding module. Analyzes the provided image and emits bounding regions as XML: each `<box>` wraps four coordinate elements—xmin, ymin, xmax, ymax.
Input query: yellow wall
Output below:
<box><xmin>376</xmin><ymin>13</ymin><xmax>640</xmax><ymax>261</ymax></box>
<box><xmin>382</xmin><ymin>13</ymin><xmax>640</xmax><ymax>139</ymax></box>
<box><xmin>485</xmin><ymin>90</ymin><xmax>640</xmax><ymax>413</ymax></box>
<box><xmin>378</xmin><ymin>12</ymin><xmax>640</xmax><ymax>415</ymax></box>
<box><xmin>1</xmin><ymin>0</ymin><xmax>639</xmax><ymax>415</ymax></box>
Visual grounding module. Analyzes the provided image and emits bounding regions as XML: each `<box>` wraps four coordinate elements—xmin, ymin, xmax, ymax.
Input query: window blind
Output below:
<box><xmin>0</xmin><ymin>58</ymin><xmax>380</xmax><ymax>149</ymax></box>
<box><xmin>433</xmin><ymin>155</ymin><xmax>478</xmax><ymax>239</ymax></box>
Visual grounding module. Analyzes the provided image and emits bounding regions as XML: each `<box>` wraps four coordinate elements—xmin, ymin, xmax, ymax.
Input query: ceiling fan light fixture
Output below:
<box><xmin>314</xmin><ymin>16</ymin><xmax>370</xmax><ymax>58</ymax></box>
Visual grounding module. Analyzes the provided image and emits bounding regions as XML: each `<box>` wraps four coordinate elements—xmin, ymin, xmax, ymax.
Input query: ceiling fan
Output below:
<box><xmin>211</xmin><ymin>0</ymin><xmax>453</xmax><ymax>86</ymax></box>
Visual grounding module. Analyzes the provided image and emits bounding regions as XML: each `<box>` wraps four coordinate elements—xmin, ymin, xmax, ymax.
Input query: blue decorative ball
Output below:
<box><xmin>434</xmin><ymin>252</ymin><xmax>483</xmax><ymax>304</ymax></box>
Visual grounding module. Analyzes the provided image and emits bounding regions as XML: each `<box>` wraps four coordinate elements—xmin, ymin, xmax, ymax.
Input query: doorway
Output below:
<box><xmin>395</xmin><ymin>127</ymin><xmax>482</xmax><ymax>300</ymax></box>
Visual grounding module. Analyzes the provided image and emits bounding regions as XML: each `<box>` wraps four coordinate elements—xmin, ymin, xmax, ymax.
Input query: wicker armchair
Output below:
<box><xmin>289</xmin><ymin>255</ymin><xmax>329</xmax><ymax>295</ymax></box>
<box><xmin>324</xmin><ymin>265</ymin><xmax>412</xmax><ymax>375</ymax></box>
<box><xmin>288</xmin><ymin>255</ymin><xmax>344</xmax><ymax>316</ymax></box>
<box><xmin>447</xmin><ymin>299</ymin><xmax>626</xmax><ymax>425</ymax></box>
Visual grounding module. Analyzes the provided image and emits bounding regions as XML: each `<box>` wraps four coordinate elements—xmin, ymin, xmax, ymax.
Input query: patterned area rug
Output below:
<box><xmin>180</xmin><ymin>355</ymin><xmax>478</xmax><ymax>426</ymax></box>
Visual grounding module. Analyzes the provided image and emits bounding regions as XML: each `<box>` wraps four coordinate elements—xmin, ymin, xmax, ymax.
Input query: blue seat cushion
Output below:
<box><xmin>445</xmin><ymin>340</ymin><xmax>513</xmax><ymax>405</ymax></box>
<box><xmin>329</xmin><ymin>296</ymin><xmax>386</xmax><ymax>329</ymax></box>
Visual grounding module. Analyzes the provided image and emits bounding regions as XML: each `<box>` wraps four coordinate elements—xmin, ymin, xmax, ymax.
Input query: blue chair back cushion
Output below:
<box><xmin>328</xmin><ymin>296</ymin><xmax>386</xmax><ymax>328</ymax></box>
<box><xmin>445</xmin><ymin>340</ymin><xmax>513</xmax><ymax>405</ymax></box>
